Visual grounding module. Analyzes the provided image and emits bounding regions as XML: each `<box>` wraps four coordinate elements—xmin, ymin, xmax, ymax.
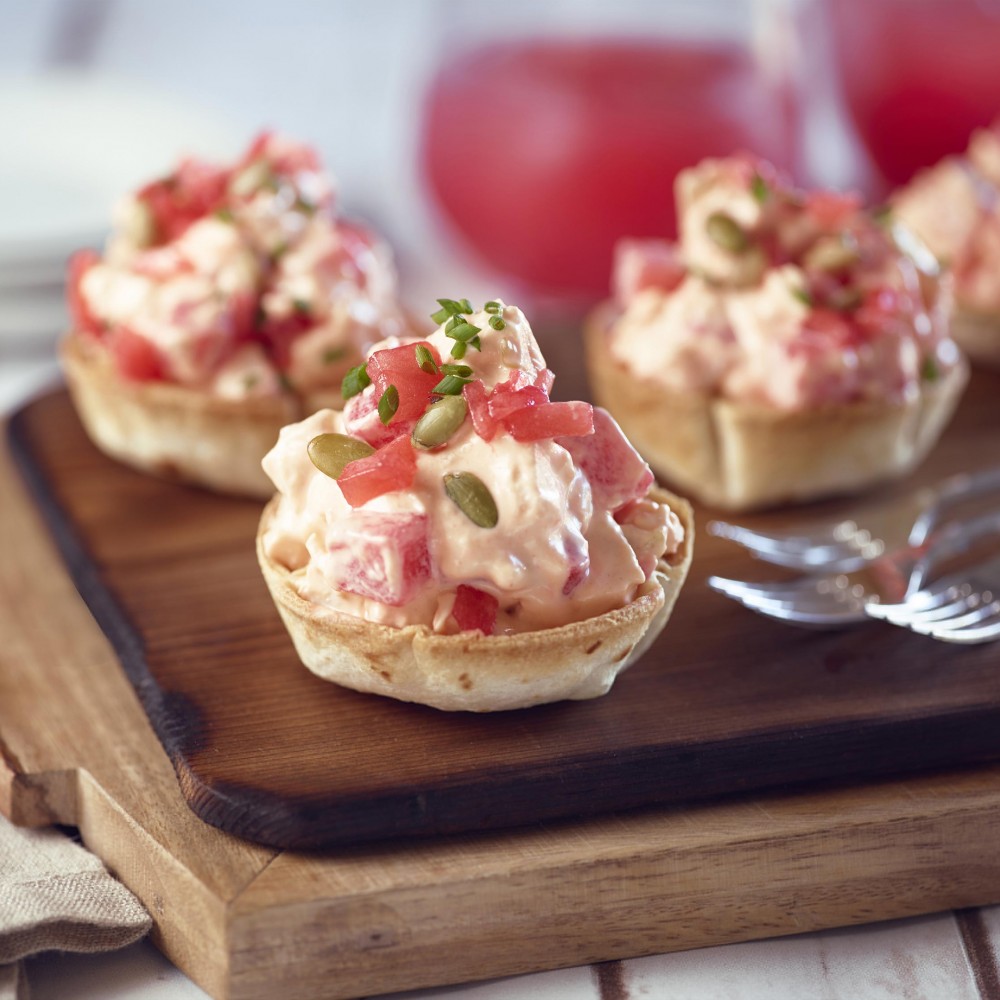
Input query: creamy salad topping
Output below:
<box><xmin>893</xmin><ymin>120</ymin><xmax>1000</xmax><ymax>316</ymax></box>
<box><xmin>610</xmin><ymin>155</ymin><xmax>956</xmax><ymax>410</ymax></box>
<box><xmin>262</xmin><ymin>300</ymin><xmax>684</xmax><ymax>636</ymax></box>
<box><xmin>68</xmin><ymin>132</ymin><xmax>408</xmax><ymax>396</ymax></box>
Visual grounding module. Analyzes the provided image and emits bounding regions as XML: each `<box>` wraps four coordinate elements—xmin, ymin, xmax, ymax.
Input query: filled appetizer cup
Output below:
<box><xmin>893</xmin><ymin>119</ymin><xmax>1000</xmax><ymax>369</ymax></box>
<box><xmin>585</xmin><ymin>155</ymin><xmax>968</xmax><ymax>512</ymax></box>
<box><xmin>62</xmin><ymin>131</ymin><xmax>413</xmax><ymax>497</ymax></box>
<box><xmin>257</xmin><ymin>298</ymin><xmax>693</xmax><ymax>712</ymax></box>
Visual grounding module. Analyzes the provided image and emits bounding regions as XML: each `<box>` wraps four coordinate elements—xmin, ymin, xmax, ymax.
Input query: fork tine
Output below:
<box><xmin>925</xmin><ymin>608</ymin><xmax>1000</xmax><ymax>644</ymax></box>
<box><xmin>885</xmin><ymin>591</ymin><xmax>980</xmax><ymax>627</ymax></box>
<box><xmin>916</xmin><ymin>599</ymin><xmax>1000</xmax><ymax>635</ymax></box>
<box><xmin>708</xmin><ymin>575</ymin><xmax>868</xmax><ymax>627</ymax></box>
<box><xmin>865</xmin><ymin>580</ymin><xmax>968</xmax><ymax>621</ymax></box>
<box><xmin>706</xmin><ymin>520</ymin><xmax>873</xmax><ymax>570</ymax></box>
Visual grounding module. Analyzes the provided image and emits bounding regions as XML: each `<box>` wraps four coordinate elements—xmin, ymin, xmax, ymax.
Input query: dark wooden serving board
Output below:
<box><xmin>7</xmin><ymin>360</ymin><xmax>1000</xmax><ymax>851</ymax></box>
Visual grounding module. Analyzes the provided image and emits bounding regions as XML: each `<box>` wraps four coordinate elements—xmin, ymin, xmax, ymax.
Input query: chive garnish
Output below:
<box><xmin>415</xmin><ymin>344</ymin><xmax>439</xmax><ymax>374</ymax></box>
<box><xmin>489</xmin><ymin>315</ymin><xmax>506</xmax><ymax>331</ymax></box>
<box><xmin>433</xmin><ymin>374</ymin><xmax>472</xmax><ymax>395</ymax></box>
<box><xmin>293</xmin><ymin>298</ymin><xmax>311</xmax><ymax>315</ymax></box>
<box><xmin>378</xmin><ymin>385</ymin><xmax>400</xmax><ymax>425</ymax></box>
<box><xmin>214</xmin><ymin>207</ymin><xmax>235</xmax><ymax>223</ymax></box>
<box><xmin>921</xmin><ymin>355</ymin><xmax>940</xmax><ymax>382</ymax></box>
<box><xmin>791</xmin><ymin>286</ymin><xmax>813</xmax><ymax>307</ymax></box>
<box><xmin>440</xmin><ymin>364</ymin><xmax>473</xmax><ymax>377</ymax></box>
<box><xmin>449</xmin><ymin>322</ymin><xmax>481</xmax><ymax>342</ymax></box>
<box><xmin>322</xmin><ymin>346</ymin><xmax>347</xmax><ymax>364</ymax></box>
<box><xmin>484</xmin><ymin>300</ymin><xmax>501</xmax><ymax>314</ymax></box>
<box><xmin>751</xmin><ymin>173</ymin><xmax>769</xmax><ymax>204</ymax></box>
<box><xmin>450</xmin><ymin>341</ymin><xmax>468</xmax><ymax>360</ymax></box>
<box><xmin>341</xmin><ymin>363</ymin><xmax>371</xmax><ymax>400</ymax></box>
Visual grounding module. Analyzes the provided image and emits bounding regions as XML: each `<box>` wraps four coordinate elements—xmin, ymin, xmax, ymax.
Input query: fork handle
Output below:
<box><xmin>906</xmin><ymin>508</ymin><xmax>1000</xmax><ymax>596</ymax></box>
<box><xmin>907</xmin><ymin>465</ymin><xmax>1000</xmax><ymax>547</ymax></box>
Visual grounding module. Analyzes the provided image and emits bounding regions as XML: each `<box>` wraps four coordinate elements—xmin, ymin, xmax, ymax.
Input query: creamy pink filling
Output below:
<box><xmin>262</xmin><ymin>303</ymin><xmax>684</xmax><ymax>635</ymax></box>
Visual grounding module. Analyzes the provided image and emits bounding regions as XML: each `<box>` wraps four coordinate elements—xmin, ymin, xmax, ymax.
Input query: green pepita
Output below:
<box><xmin>443</xmin><ymin>472</ymin><xmax>498</xmax><ymax>528</ymax></box>
<box><xmin>412</xmin><ymin>395</ymin><xmax>467</xmax><ymax>450</ymax></box>
<box><xmin>805</xmin><ymin>236</ymin><xmax>859</xmax><ymax>273</ymax></box>
<box><xmin>705</xmin><ymin>212</ymin><xmax>749</xmax><ymax>253</ymax></box>
<box><xmin>307</xmin><ymin>433</ymin><xmax>375</xmax><ymax>479</ymax></box>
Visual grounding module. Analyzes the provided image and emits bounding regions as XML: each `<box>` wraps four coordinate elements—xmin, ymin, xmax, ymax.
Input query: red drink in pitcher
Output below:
<box><xmin>419</xmin><ymin>37</ymin><xmax>796</xmax><ymax>299</ymax></box>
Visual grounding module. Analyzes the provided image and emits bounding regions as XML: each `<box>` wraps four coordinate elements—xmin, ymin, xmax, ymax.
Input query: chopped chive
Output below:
<box><xmin>489</xmin><ymin>315</ymin><xmax>506</xmax><ymax>331</ymax></box>
<box><xmin>293</xmin><ymin>297</ymin><xmax>311</xmax><ymax>315</ymax></box>
<box><xmin>921</xmin><ymin>355</ymin><xmax>940</xmax><ymax>382</ymax></box>
<box><xmin>448</xmin><ymin>322</ymin><xmax>481</xmax><ymax>342</ymax></box>
<box><xmin>214</xmin><ymin>207</ymin><xmax>235</xmax><ymax>223</ymax></box>
<box><xmin>322</xmin><ymin>346</ymin><xmax>347</xmax><ymax>364</ymax></box>
<box><xmin>294</xmin><ymin>195</ymin><xmax>317</xmax><ymax>216</ymax></box>
<box><xmin>468</xmin><ymin>335</ymin><xmax>482</xmax><ymax>352</ymax></box>
<box><xmin>271</xmin><ymin>241</ymin><xmax>289</xmax><ymax>261</ymax></box>
<box><xmin>446</xmin><ymin>314</ymin><xmax>463</xmax><ymax>332</ymax></box>
<box><xmin>242</xmin><ymin>373</ymin><xmax>259</xmax><ymax>390</ymax></box>
<box><xmin>872</xmin><ymin>204</ymin><xmax>893</xmax><ymax>226</ymax></box>
<box><xmin>431</xmin><ymin>307</ymin><xmax>451</xmax><ymax>324</ymax></box>
<box><xmin>450</xmin><ymin>340</ymin><xmax>468</xmax><ymax>360</ymax></box>
<box><xmin>484</xmin><ymin>300</ymin><xmax>501</xmax><ymax>314</ymax></box>
<box><xmin>415</xmin><ymin>344</ymin><xmax>439</xmax><ymax>374</ymax></box>
<box><xmin>341</xmin><ymin>363</ymin><xmax>371</xmax><ymax>400</ymax></box>
<box><xmin>378</xmin><ymin>385</ymin><xmax>399</xmax><ymax>425</ymax></box>
<box><xmin>433</xmin><ymin>373</ymin><xmax>472</xmax><ymax>395</ymax></box>
<box><xmin>750</xmin><ymin>173</ymin><xmax>769</xmax><ymax>204</ymax></box>
<box><xmin>440</xmin><ymin>363</ymin><xmax>473</xmax><ymax>377</ymax></box>
<box><xmin>791</xmin><ymin>286</ymin><xmax>813</xmax><ymax>307</ymax></box>
<box><xmin>457</xmin><ymin>298</ymin><xmax>473</xmax><ymax>313</ymax></box>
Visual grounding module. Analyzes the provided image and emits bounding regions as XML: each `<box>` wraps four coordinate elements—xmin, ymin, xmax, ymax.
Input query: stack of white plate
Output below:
<box><xmin>0</xmin><ymin>72</ymin><xmax>242</xmax><ymax>354</ymax></box>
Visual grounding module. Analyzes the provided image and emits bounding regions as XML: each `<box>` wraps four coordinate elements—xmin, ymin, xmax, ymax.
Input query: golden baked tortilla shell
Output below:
<box><xmin>61</xmin><ymin>333</ymin><xmax>296</xmax><ymax>499</ymax></box>
<box><xmin>256</xmin><ymin>487</ymin><xmax>693</xmax><ymax>712</ymax></box>
<box><xmin>584</xmin><ymin>303</ymin><xmax>969</xmax><ymax>511</ymax></box>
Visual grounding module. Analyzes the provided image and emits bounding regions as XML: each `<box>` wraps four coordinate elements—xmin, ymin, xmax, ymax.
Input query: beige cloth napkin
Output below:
<box><xmin>0</xmin><ymin>812</ymin><xmax>152</xmax><ymax>999</ymax></box>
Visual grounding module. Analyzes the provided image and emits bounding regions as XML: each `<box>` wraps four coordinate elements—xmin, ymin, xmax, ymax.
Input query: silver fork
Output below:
<box><xmin>866</xmin><ymin>555</ymin><xmax>1000</xmax><ymax>644</ymax></box>
<box><xmin>708</xmin><ymin>510</ymin><xmax>1000</xmax><ymax>639</ymax></box>
<box><xmin>707</xmin><ymin>465</ymin><xmax>1000</xmax><ymax>573</ymax></box>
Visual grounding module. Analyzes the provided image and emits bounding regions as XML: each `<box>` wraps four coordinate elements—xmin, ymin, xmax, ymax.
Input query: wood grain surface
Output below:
<box><xmin>7</xmin><ymin>368</ymin><xmax>1000</xmax><ymax>850</ymax></box>
<box><xmin>2</xmin><ymin>359</ymin><xmax>1000</xmax><ymax>999</ymax></box>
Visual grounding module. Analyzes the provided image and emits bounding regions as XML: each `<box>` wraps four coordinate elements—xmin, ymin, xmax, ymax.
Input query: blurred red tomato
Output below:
<box><xmin>827</xmin><ymin>0</ymin><xmax>1000</xmax><ymax>195</ymax></box>
<box><xmin>419</xmin><ymin>38</ymin><xmax>796</xmax><ymax>300</ymax></box>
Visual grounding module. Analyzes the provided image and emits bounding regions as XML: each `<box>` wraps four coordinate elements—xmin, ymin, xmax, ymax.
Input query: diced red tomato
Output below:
<box><xmin>487</xmin><ymin>383</ymin><xmax>547</xmax><ymax>421</ymax></box>
<box><xmin>366</xmin><ymin>342</ymin><xmax>442</xmax><ymax>423</ymax></box>
<box><xmin>533</xmin><ymin>368</ymin><xmax>555</xmax><ymax>394</ymax></box>
<box><xmin>342</xmin><ymin>387</ymin><xmax>413</xmax><ymax>448</ymax></box>
<box><xmin>110</xmin><ymin>327</ymin><xmax>165</xmax><ymax>382</ymax></box>
<box><xmin>66</xmin><ymin>250</ymin><xmax>104</xmax><ymax>338</ymax></box>
<box><xmin>451</xmin><ymin>584</ymin><xmax>499</xmax><ymax>635</ymax></box>
<box><xmin>504</xmin><ymin>401</ymin><xmax>594</xmax><ymax>442</ymax></box>
<box><xmin>803</xmin><ymin>190</ymin><xmax>863</xmax><ymax>231</ymax></box>
<box><xmin>462</xmin><ymin>379</ymin><xmax>498</xmax><ymax>442</ymax></box>
<box><xmin>854</xmin><ymin>287</ymin><xmax>902</xmax><ymax>337</ymax></box>
<box><xmin>240</xmin><ymin>130</ymin><xmax>322</xmax><ymax>179</ymax></box>
<box><xmin>325</xmin><ymin>512</ymin><xmax>430</xmax><ymax>606</ymax></box>
<box><xmin>559</xmin><ymin>407</ymin><xmax>653</xmax><ymax>512</ymax></box>
<box><xmin>337</xmin><ymin>434</ymin><xmax>417</xmax><ymax>507</ymax></box>
<box><xmin>137</xmin><ymin>158</ymin><xmax>230</xmax><ymax>244</ymax></box>
<box><xmin>613</xmin><ymin>238</ymin><xmax>687</xmax><ymax>304</ymax></box>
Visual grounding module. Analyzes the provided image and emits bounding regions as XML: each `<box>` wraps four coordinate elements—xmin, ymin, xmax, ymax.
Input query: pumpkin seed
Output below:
<box><xmin>804</xmin><ymin>236</ymin><xmax>859</xmax><ymax>273</ymax></box>
<box><xmin>444</xmin><ymin>472</ymin><xmax>498</xmax><ymax>528</ymax></box>
<box><xmin>705</xmin><ymin>212</ymin><xmax>749</xmax><ymax>253</ymax></box>
<box><xmin>307</xmin><ymin>433</ymin><xmax>374</xmax><ymax>479</ymax></box>
<box><xmin>412</xmin><ymin>395</ymin><xmax>467</xmax><ymax>450</ymax></box>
